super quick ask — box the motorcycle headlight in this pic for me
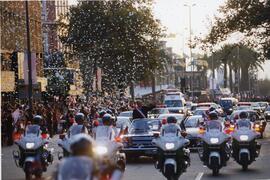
[165,143,175,150]
[239,135,249,141]
[26,142,35,149]
[94,146,108,156]
[210,138,219,144]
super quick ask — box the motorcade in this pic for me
[231,120,261,170]
[13,125,53,179]
[122,118,162,160]
[148,108,170,118]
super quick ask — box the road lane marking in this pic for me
[195,172,204,180]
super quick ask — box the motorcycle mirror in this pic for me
[181,131,188,137]
[59,134,65,140]
[153,132,160,138]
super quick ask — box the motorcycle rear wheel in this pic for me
[212,168,219,176]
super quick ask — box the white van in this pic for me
[163,92,186,108]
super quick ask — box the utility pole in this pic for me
[25,1,33,115]
[184,3,196,100]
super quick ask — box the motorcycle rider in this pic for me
[157,116,190,172]
[202,111,230,165]
[55,134,97,180]
[233,111,260,160]
[19,115,53,168]
[94,114,116,140]
[68,113,88,136]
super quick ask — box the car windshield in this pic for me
[116,119,130,129]
[193,110,206,116]
[237,106,251,110]
[220,100,232,107]
[185,117,200,128]
[164,100,182,107]
[119,112,131,117]
[266,107,270,111]
[159,114,185,121]
[259,102,268,107]
[25,125,40,135]
[130,119,160,133]
[150,109,165,114]
[252,103,260,107]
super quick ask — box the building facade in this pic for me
[1,1,45,99]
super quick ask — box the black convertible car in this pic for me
[122,118,161,160]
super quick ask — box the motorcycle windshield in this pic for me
[25,125,40,136]
[237,120,251,129]
[162,124,179,137]
[68,125,83,137]
[58,157,94,180]
[206,121,222,132]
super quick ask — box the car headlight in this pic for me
[229,108,233,111]
[94,146,108,156]
[165,143,175,150]
[239,135,249,141]
[26,142,35,149]
[210,138,219,144]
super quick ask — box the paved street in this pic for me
[2,123,270,180]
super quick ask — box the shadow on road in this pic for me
[127,156,155,164]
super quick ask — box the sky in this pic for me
[68,0,269,79]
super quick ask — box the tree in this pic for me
[59,0,165,94]
[203,0,270,59]
[207,44,263,91]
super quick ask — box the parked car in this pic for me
[148,108,170,118]
[122,118,161,160]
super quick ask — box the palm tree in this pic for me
[207,44,264,91]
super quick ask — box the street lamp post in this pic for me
[25,1,33,115]
[184,3,196,100]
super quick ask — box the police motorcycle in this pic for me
[198,113,231,176]
[231,119,261,170]
[93,114,126,178]
[13,116,53,180]
[152,117,190,180]
[58,113,88,159]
